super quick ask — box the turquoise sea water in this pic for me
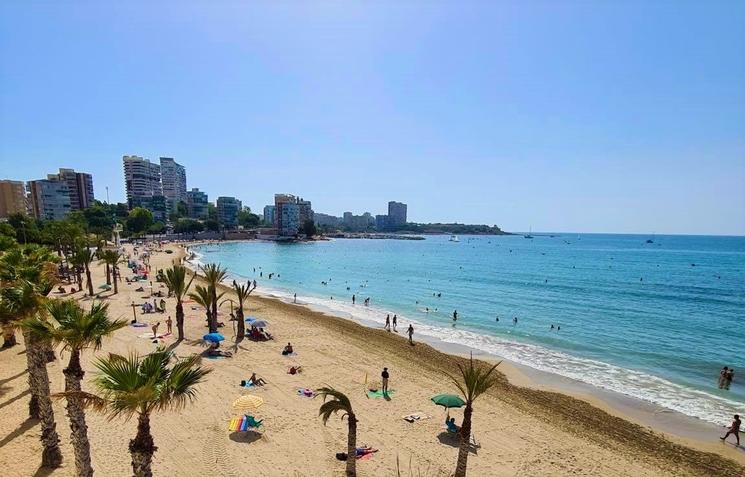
[193,234,744,425]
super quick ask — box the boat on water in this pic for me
[524,226,533,239]
[449,235,460,242]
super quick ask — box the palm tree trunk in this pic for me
[64,349,94,477]
[236,307,245,339]
[2,324,17,348]
[85,264,94,296]
[346,413,357,477]
[76,268,83,288]
[176,300,185,341]
[210,290,218,333]
[130,412,156,477]
[22,328,40,419]
[105,263,111,285]
[454,404,473,477]
[24,329,63,468]
[112,267,119,294]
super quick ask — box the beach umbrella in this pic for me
[249,320,269,328]
[431,394,466,409]
[203,332,225,342]
[232,394,264,412]
[245,316,259,322]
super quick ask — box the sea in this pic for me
[191,234,745,426]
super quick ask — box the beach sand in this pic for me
[1,242,743,476]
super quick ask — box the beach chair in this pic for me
[228,415,263,432]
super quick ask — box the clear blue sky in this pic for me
[1,1,743,235]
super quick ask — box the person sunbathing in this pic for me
[282,343,294,355]
[355,446,379,458]
[288,366,302,375]
[57,286,66,293]
[248,373,267,386]
[259,328,273,340]
[135,286,144,292]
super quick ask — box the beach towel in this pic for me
[366,389,395,399]
[358,453,375,461]
[130,323,148,328]
[402,413,430,423]
[240,381,255,388]
[297,388,315,398]
[205,355,226,360]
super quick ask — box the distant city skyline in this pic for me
[1,2,743,235]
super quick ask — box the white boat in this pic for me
[449,235,460,242]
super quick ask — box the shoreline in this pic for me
[182,245,745,471]
[186,241,741,437]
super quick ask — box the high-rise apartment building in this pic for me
[216,196,242,228]
[159,157,187,211]
[186,188,209,219]
[263,205,276,226]
[0,180,27,218]
[27,178,71,220]
[274,194,313,236]
[55,168,94,210]
[387,201,407,226]
[123,155,162,207]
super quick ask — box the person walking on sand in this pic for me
[152,321,160,339]
[166,316,172,334]
[384,314,390,331]
[719,366,730,389]
[720,414,741,446]
[392,314,397,332]
[381,367,390,395]
[407,324,414,344]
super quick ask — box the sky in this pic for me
[1,1,743,235]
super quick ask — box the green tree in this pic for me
[316,387,357,477]
[99,249,124,294]
[25,300,127,477]
[173,219,204,234]
[204,219,220,232]
[70,350,211,477]
[445,355,501,477]
[237,210,260,228]
[147,221,166,235]
[76,247,96,296]
[125,208,154,234]
[207,203,218,221]
[302,219,317,238]
[188,285,221,331]
[161,266,195,341]
[231,280,256,339]
[83,206,115,235]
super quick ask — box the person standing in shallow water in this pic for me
[724,368,734,390]
[352,294,356,305]
[384,314,390,331]
[719,367,729,389]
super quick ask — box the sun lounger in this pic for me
[229,415,263,432]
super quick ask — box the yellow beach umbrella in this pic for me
[232,395,264,412]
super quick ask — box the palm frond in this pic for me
[315,386,353,425]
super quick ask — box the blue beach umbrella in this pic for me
[245,316,259,322]
[203,333,225,342]
[250,320,269,328]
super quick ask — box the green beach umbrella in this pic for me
[431,394,466,409]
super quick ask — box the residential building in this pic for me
[27,178,71,220]
[0,180,27,218]
[341,211,375,230]
[315,213,341,227]
[54,168,94,210]
[388,201,407,226]
[159,157,187,211]
[263,205,276,225]
[130,195,167,223]
[274,193,313,236]
[186,188,209,219]
[375,214,389,230]
[216,196,242,228]
[123,155,162,206]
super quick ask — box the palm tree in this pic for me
[188,285,223,332]
[161,265,195,341]
[316,386,357,477]
[0,245,63,468]
[100,249,123,294]
[445,355,501,477]
[69,248,84,288]
[200,263,227,333]
[231,280,256,340]
[25,300,127,477]
[77,247,96,296]
[68,349,211,477]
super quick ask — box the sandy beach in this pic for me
[1,242,743,476]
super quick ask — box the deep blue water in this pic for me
[193,234,745,424]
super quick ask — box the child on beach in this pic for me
[720,414,740,446]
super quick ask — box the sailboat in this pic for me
[523,226,533,239]
[449,235,460,242]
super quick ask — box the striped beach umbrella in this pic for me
[232,394,264,412]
